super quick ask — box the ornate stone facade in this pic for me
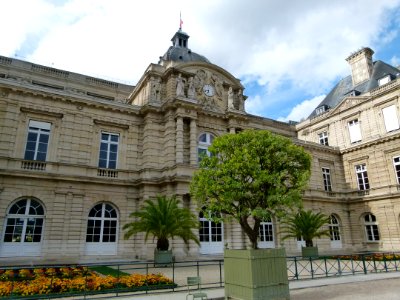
[0,32,399,264]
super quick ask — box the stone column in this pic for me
[190,118,197,165]
[229,127,236,134]
[176,116,184,163]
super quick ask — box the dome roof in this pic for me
[159,29,210,64]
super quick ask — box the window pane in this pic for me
[39,134,49,143]
[36,152,46,161]
[25,141,36,151]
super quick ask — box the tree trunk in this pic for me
[239,216,261,249]
[157,237,169,250]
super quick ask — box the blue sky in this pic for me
[1,0,400,122]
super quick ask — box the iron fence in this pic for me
[2,252,400,299]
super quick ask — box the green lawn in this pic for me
[89,266,130,277]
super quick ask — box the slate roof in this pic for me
[160,46,210,63]
[159,29,211,64]
[308,60,400,119]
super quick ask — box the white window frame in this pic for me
[322,167,332,191]
[364,213,379,242]
[393,156,400,184]
[259,219,275,248]
[98,132,119,169]
[199,211,223,254]
[329,214,342,248]
[24,120,51,161]
[348,119,362,143]
[316,106,325,115]
[1,198,45,257]
[85,203,118,255]
[382,105,399,132]
[318,131,329,146]
[355,164,370,190]
[198,132,214,163]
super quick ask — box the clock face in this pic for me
[203,84,215,97]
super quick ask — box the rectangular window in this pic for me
[318,131,329,146]
[24,120,51,161]
[348,119,362,143]
[394,156,400,184]
[322,168,332,191]
[382,105,399,132]
[355,164,370,190]
[98,132,119,169]
[316,106,325,115]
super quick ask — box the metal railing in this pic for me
[2,252,400,299]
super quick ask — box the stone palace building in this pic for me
[0,29,399,264]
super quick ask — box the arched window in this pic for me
[364,213,379,242]
[198,210,223,254]
[329,214,342,249]
[198,133,215,163]
[329,215,341,241]
[259,218,275,248]
[4,198,44,243]
[86,203,118,243]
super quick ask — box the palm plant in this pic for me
[281,209,330,247]
[123,195,200,251]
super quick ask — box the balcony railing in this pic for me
[21,160,46,171]
[97,168,118,178]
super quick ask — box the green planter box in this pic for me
[301,246,318,258]
[154,249,173,266]
[224,248,289,300]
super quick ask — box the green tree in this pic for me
[190,129,311,249]
[123,195,200,251]
[281,209,330,247]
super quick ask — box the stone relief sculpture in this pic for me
[150,77,161,102]
[176,73,185,97]
[228,86,235,109]
[193,69,206,95]
[238,89,244,111]
[211,73,223,101]
[187,77,196,99]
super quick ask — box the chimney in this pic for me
[346,47,374,86]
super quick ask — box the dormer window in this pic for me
[345,90,360,97]
[315,105,329,115]
[378,75,392,86]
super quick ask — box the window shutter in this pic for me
[348,120,362,143]
[382,105,399,132]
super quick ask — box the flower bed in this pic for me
[330,253,400,261]
[0,267,174,297]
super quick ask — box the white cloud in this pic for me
[245,94,264,116]
[278,95,326,122]
[391,56,400,68]
[1,0,399,117]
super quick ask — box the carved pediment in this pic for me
[177,64,245,113]
[330,96,369,115]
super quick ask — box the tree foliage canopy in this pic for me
[123,195,200,251]
[281,209,331,247]
[190,130,311,249]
